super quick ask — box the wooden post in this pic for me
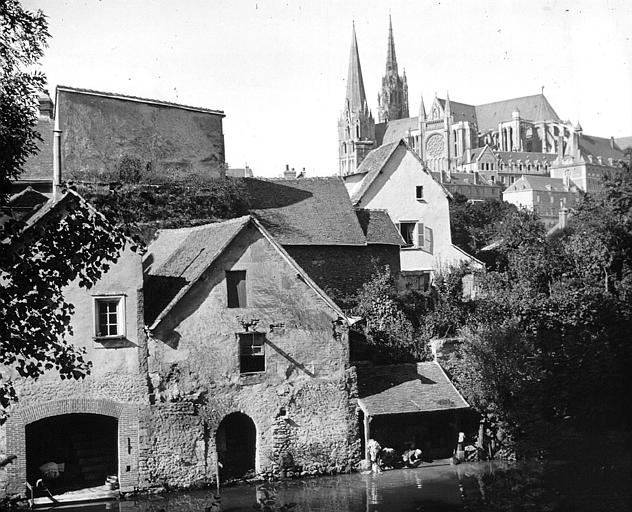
[363,413,371,461]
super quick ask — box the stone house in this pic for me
[1,191,148,498]
[503,175,581,229]
[245,177,403,304]
[143,215,360,485]
[343,140,481,289]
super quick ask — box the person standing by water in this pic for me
[367,439,382,473]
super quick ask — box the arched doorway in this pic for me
[25,414,118,493]
[216,412,256,479]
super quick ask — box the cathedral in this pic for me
[338,18,626,191]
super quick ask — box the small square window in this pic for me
[226,270,247,308]
[94,296,125,339]
[239,333,265,374]
[416,186,424,200]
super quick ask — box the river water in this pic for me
[42,459,631,512]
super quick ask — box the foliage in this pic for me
[76,177,251,243]
[116,154,144,183]
[449,193,516,257]
[433,164,632,457]
[352,267,431,362]
[0,3,132,420]
[0,193,130,421]
[0,0,49,204]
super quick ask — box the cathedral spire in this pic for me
[419,93,426,120]
[345,21,368,113]
[377,16,409,123]
[386,14,398,76]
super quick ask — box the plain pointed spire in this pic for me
[345,22,368,114]
[385,15,398,75]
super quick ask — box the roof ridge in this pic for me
[56,85,225,116]
[154,215,251,236]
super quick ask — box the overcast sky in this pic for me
[23,0,632,177]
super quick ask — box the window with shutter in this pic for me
[398,222,416,247]
[226,270,247,308]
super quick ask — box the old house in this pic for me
[143,216,359,485]
[245,177,403,303]
[1,191,148,500]
[344,140,481,289]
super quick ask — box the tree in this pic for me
[0,0,49,204]
[352,267,431,362]
[0,3,131,420]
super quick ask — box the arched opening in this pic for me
[216,412,256,479]
[26,414,118,494]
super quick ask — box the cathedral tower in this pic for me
[377,16,409,123]
[338,23,375,176]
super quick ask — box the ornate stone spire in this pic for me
[345,21,368,114]
[377,16,409,123]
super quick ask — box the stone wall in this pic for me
[287,244,401,304]
[57,88,225,181]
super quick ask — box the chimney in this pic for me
[38,92,54,119]
[53,129,62,200]
[283,165,296,179]
[610,136,615,149]
[559,208,568,229]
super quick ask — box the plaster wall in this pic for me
[147,225,359,485]
[355,145,475,272]
[0,246,148,496]
[57,89,225,181]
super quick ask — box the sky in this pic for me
[23,0,632,178]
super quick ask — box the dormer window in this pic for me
[94,296,125,339]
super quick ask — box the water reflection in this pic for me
[47,460,631,512]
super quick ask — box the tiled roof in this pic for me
[346,141,401,204]
[143,215,345,328]
[615,136,632,150]
[495,151,558,164]
[444,172,500,187]
[357,362,469,416]
[578,134,626,161]
[437,99,477,124]
[246,177,366,246]
[19,117,55,181]
[56,85,225,116]
[475,94,560,131]
[7,187,49,217]
[379,116,418,145]
[144,216,251,325]
[504,175,570,193]
[355,209,403,246]
[348,141,450,205]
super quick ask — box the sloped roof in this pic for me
[475,94,560,131]
[345,142,400,204]
[57,85,224,116]
[143,216,344,328]
[346,141,450,205]
[437,99,477,124]
[357,362,469,416]
[379,116,418,145]
[19,116,55,181]
[615,136,632,150]
[246,177,366,246]
[355,209,404,246]
[144,217,251,325]
[578,134,626,161]
[504,175,569,193]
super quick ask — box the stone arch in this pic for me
[5,398,139,494]
[215,411,257,479]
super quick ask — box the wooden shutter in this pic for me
[425,227,434,254]
[227,271,247,308]
[417,223,425,248]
